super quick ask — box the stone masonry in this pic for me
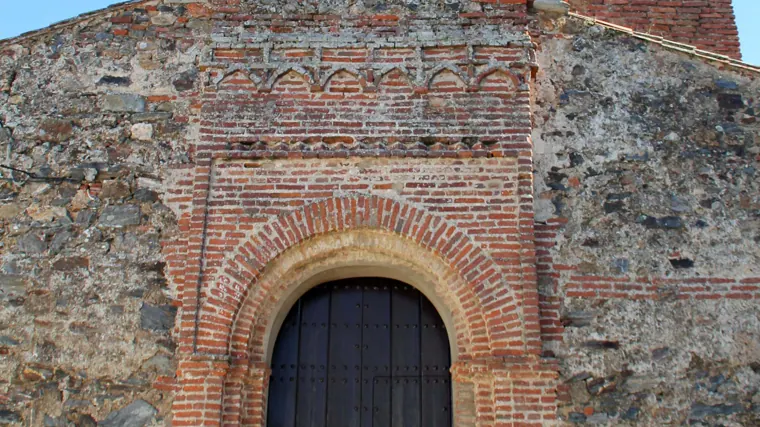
[0,0,757,426]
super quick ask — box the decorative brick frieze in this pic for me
[196,32,536,146]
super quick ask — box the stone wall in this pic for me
[0,2,201,425]
[534,16,760,425]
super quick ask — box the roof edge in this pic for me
[566,12,759,75]
[0,0,153,48]
[2,1,756,75]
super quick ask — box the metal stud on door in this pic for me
[266,278,452,427]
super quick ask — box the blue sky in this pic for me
[0,0,758,64]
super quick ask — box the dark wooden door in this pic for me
[267,278,452,427]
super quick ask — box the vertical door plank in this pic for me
[420,297,452,427]
[326,280,363,427]
[295,286,330,427]
[267,302,301,427]
[391,282,422,427]
[362,279,392,427]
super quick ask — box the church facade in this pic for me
[0,0,758,426]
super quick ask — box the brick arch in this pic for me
[375,66,413,84]
[236,235,459,354]
[215,70,257,89]
[196,195,528,426]
[193,194,525,358]
[265,65,314,90]
[426,64,468,90]
[221,230,493,426]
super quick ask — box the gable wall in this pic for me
[0,0,757,426]
[534,15,760,425]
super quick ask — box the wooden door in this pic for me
[266,278,452,427]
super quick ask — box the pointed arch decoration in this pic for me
[473,65,521,89]
[319,66,368,89]
[374,65,414,87]
[265,65,315,90]
[213,65,264,88]
[425,63,469,89]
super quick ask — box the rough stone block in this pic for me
[689,403,743,420]
[37,118,73,142]
[101,180,132,200]
[0,274,26,299]
[101,94,146,113]
[133,188,158,202]
[0,411,21,424]
[99,205,141,227]
[52,256,90,271]
[0,204,23,219]
[0,335,21,346]
[99,400,157,427]
[130,123,154,141]
[140,303,177,333]
[16,233,46,254]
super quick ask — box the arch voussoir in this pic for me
[200,195,525,357]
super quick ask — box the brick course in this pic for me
[566,0,741,58]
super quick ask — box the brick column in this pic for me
[220,358,270,427]
[452,356,559,426]
[173,356,230,426]
[239,364,270,427]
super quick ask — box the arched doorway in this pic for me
[266,277,452,427]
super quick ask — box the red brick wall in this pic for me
[200,158,525,354]
[200,46,531,144]
[567,0,741,58]
[162,3,558,426]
